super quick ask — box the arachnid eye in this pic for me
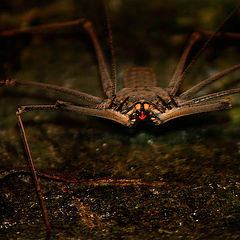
[144,103,149,110]
[135,103,141,110]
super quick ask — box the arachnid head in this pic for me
[125,101,162,126]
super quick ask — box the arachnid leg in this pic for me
[179,65,240,100]
[83,21,114,97]
[16,105,60,236]
[0,78,103,104]
[15,100,130,234]
[56,101,130,126]
[168,4,240,97]
[179,88,240,106]
[0,19,87,37]
[168,30,240,97]
[0,17,115,99]
[168,31,201,92]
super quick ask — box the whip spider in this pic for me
[0,0,240,236]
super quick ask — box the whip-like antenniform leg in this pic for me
[168,4,240,97]
[0,17,114,99]
[168,32,201,93]
[0,79,103,104]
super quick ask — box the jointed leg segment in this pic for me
[0,78,103,104]
[180,64,240,100]
[179,88,240,106]
[15,99,130,233]
[0,17,115,99]
[169,28,240,97]
[168,32,201,94]
[16,108,53,235]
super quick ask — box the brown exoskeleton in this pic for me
[1,0,240,236]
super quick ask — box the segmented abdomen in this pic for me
[123,67,157,88]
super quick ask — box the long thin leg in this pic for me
[14,100,129,233]
[168,4,240,97]
[18,101,130,126]
[16,108,54,236]
[168,32,200,92]
[0,78,103,104]
[168,31,240,97]
[0,18,114,98]
[0,19,87,37]
[103,0,117,95]
[169,29,240,94]
[179,88,240,106]
[83,21,114,98]
[16,103,66,236]
[179,63,240,100]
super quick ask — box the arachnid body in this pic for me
[0,0,240,237]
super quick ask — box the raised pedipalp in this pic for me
[123,67,157,88]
